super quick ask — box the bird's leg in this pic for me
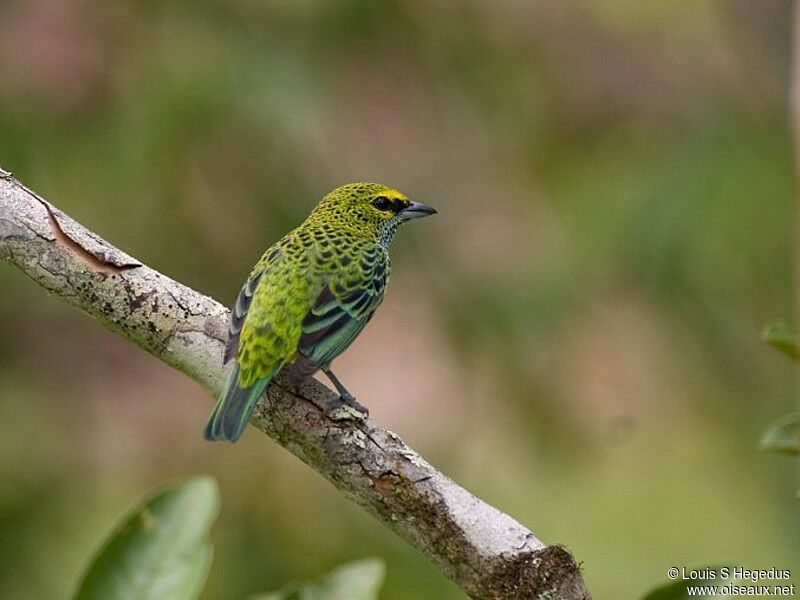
[322,368,369,417]
[323,367,354,400]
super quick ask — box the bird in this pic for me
[204,182,437,442]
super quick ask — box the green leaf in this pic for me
[760,413,800,456]
[761,321,798,361]
[642,566,735,599]
[254,559,385,600]
[73,476,220,600]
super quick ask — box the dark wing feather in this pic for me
[224,270,263,364]
[297,250,388,369]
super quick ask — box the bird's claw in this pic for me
[324,393,369,421]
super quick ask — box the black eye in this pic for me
[373,196,394,211]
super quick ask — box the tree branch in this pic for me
[0,171,590,600]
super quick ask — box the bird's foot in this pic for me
[323,393,369,422]
[340,392,369,416]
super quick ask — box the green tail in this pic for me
[204,366,273,442]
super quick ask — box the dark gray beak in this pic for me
[400,201,437,220]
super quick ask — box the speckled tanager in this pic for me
[204,182,436,442]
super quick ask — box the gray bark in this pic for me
[0,170,590,600]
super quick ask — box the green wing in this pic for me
[205,239,309,442]
[298,244,389,369]
[206,235,389,442]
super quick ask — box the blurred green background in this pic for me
[0,1,797,598]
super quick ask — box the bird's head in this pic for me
[308,182,436,245]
